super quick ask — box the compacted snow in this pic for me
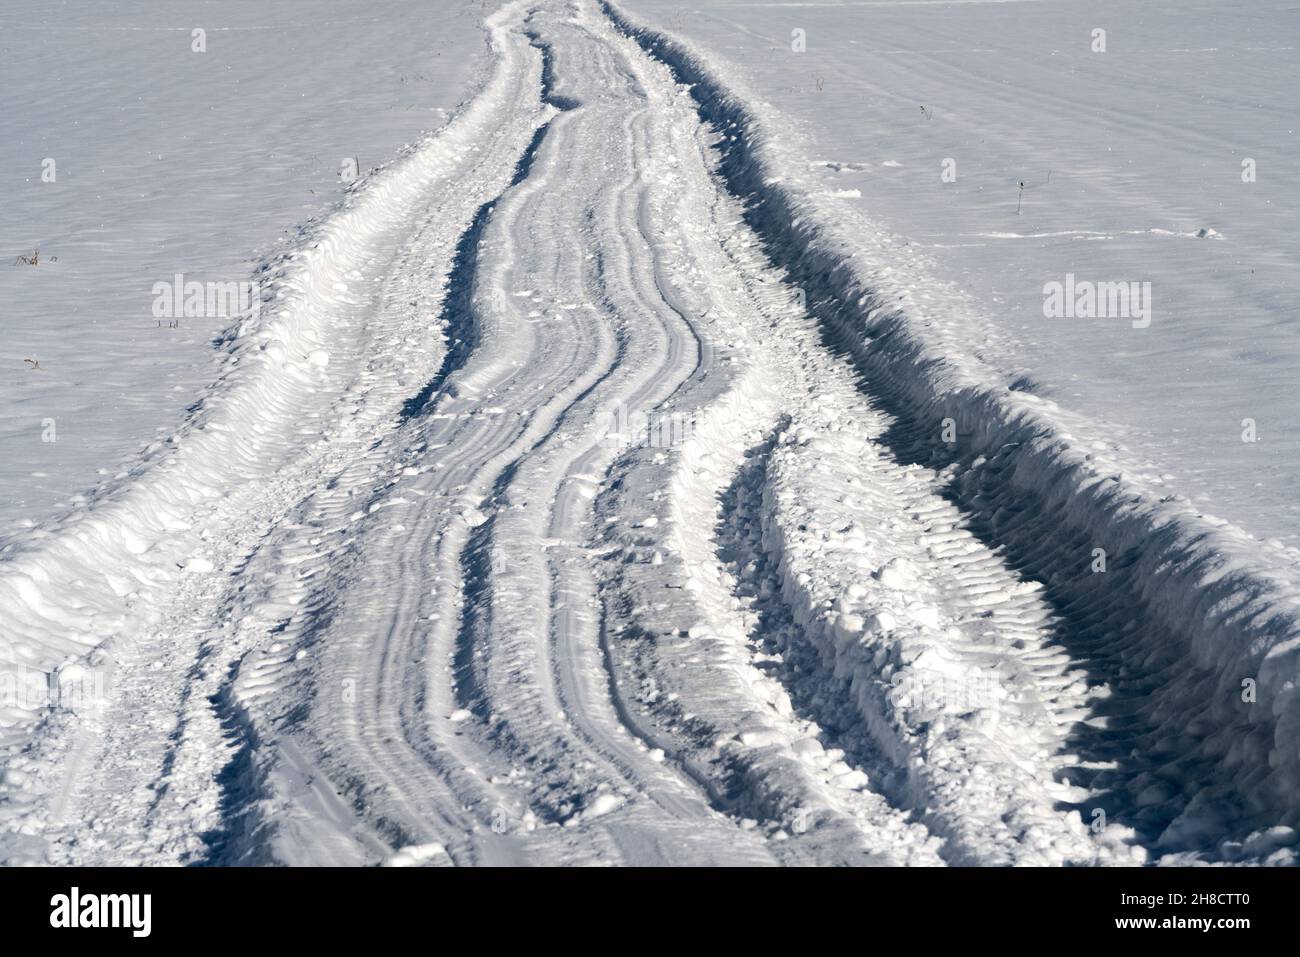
[1,0,1298,867]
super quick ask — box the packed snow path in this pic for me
[2,0,1297,866]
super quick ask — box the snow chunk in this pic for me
[583,793,625,820]
[384,843,447,867]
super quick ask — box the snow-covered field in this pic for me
[0,0,496,534]
[1,0,1298,867]
[620,0,1300,549]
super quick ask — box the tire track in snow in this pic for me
[455,9,780,861]
[602,0,1300,864]
[9,0,1295,868]
[0,0,549,866]
[593,0,1108,865]
[587,12,945,864]
[211,4,776,866]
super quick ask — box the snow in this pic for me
[0,0,498,535]
[1,0,1298,869]
[383,842,448,867]
[616,0,1300,549]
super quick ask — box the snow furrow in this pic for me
[420,4,778,862]
[589,14,945,864]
